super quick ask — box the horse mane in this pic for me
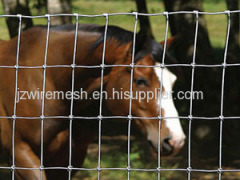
[46,24,133,48]
[80,24,164,63]
[35,24,165,63]
[87,25,134,50]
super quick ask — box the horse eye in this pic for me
[134,77,149,86]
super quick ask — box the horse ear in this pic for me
[160,36,184,81]
[160,36,178,50]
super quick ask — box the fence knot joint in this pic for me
[45,14,50,22]
[39,166,44,171]
[188,115,193,120]
[218,168,223,174]
[132,12,138,19]
[127,115,132,120]
[127,166,131,172]
[193,10,199,19]
[163,11,169,19]
[191,63,196,68]
[103,13,109,19]
[222,63,227,68]
[97,166,101,172]
[100,64,105,69]
[17,14,22,20]
[11,165,15,171]
[67,165,73,171]
[225,10,230,16]
[14,65,19,70]
[187,167,192,173]
[160,63,165,69]
[219,115,224,121]
[98,115,102,120]
[130,63,135,69]
[73,13,79,21]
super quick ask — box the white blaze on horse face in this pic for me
[154,63,186,145]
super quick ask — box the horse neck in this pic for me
[48,30,132,66]
[46,31,133,98]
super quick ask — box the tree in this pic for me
[225,0,240,60]
[33,0,47,14]
[163,0,215,64]
[162,0,221,156]
[2,0,33,38]
[47,0,72,25]
[135,0,153,38]
[1,0,73,38]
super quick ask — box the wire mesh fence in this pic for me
[0,10,240,180]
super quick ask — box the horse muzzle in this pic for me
[161,136,185,156]
[147,136,185,156]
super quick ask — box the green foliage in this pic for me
[74,141,180,179]
[0,0,228,50]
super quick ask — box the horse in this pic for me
[0,23,185,179]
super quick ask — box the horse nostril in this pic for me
[163,136,172,145]
[162,137,173,154]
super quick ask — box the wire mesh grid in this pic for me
[0,10,240,180]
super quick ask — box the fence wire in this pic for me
[0,10,239,180]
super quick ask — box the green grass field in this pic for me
[0,0,235,179]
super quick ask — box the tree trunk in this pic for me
[33,0,47,14]
[135,0,153,38]
[163,0,217,147]
[2,0,33,38]
[163,0,215,64]
[225,0,240,61]
[47,0,72,25]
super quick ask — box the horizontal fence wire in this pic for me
[0,10,238,180]
[0,10,239,18]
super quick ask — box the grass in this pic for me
[72,137,182,180]
[0,0,235,179]
[203,1,228,49]
[0,0,229,49]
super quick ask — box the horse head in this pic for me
[93,30,186,156]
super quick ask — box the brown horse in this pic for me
[0,23,185,179]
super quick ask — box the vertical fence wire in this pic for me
[127,12,138,180]
[218,10,231,180]
[97,13,109,180]
[40,14,51,180]
[11,14,22,180]
[187,10,199,180]
[68,13,79,180]
[157,11,169,180]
